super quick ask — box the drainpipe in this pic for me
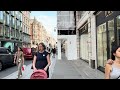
[74,11,76,34]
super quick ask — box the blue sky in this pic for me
[30,11,57,41]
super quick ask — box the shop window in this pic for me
[97,23,107,68]
[108,19,114,58]
[117,15,120,45]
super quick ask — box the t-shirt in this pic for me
[35,51,49,77]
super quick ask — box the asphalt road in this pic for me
[0,60,32,79]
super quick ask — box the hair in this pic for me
[39,42,46,50]
[18,47,23,52]
[111,45,120,60]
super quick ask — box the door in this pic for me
[97,23,107,68]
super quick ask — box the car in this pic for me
[22,48,33,60]
[0,47,15,71]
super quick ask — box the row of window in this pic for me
[0,11,23,30]
[23,24,30,34]
[0,24,22,40]
[0,11,30,33]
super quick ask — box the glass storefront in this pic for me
[117,15,120,45]
[108,19,114,58]
[97,23,107,68]
[96,11,120,71]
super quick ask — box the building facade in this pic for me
[22,11,31,48]
[57,11,77,60]
[94,11,120,71]
[76,11,120,72]
[76,11,97,68]
[30,18,42,48]
[30,17,51,48]
[0,11,23,52]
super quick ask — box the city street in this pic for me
[1,53,104,79]
[0,60,32,79]
[2,54,56,79]
[51,53,104,79]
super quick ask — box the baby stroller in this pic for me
[30,69,47,79]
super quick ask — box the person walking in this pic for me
[105,45,120,79]
[32,42,51,78]
[52,48,56,58]
[14,47,24,79]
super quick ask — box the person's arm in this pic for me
[32,55,37,71]
[105,64,112,79]
[22,52,24,65]
[44,54,51,71]
[14,52,17,63]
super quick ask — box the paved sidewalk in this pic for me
[51,58,104,79]
[2,55,57,79]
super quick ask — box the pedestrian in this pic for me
[52,48,56,58]
[32,42,51,78]
[105,45,120,79]
[31,46,38,69]
[14,47,24,79]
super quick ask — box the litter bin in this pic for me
[91,59,95,69]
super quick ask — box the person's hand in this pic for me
[14,61,16,64]
[44,67,47,71]
[33,68,37,72]
[107,59,114,65]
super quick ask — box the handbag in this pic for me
[22,65,26,71]
[18,58,21,63]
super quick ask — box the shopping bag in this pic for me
[22,65,26,71]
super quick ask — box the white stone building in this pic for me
[57,11,77,60]
[76,11,97,68]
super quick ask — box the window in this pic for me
[24,17,25,23]
[14,28,16,38]
[117,15,120,45]
[20,12,22,21]
[26,27,27,33]
[97,23,107,68]
[9,15,11,27]
[108,19,114,58]
[11,28,14,37]
[0,11,3,21]
[16,19,17,29]
[0,24,3,36]
[13,17,15,27]
[7,14,9,25]
[5,26,10,37]
[17,20,19,29]
[11,17,13,27]
[24,25,26,32]
[105,11,113,17]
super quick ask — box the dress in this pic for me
[35,51,49,78]
[110,64,120,79]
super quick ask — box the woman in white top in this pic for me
[105,45,120,79]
